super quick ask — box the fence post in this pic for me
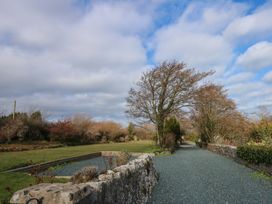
[13,100,16,119]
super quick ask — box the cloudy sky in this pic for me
[0,0,271,123]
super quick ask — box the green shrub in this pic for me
[127,122,135,140]
[164,117,184,143]
[163,133,176,152]
[185,132,198,142]
[250,121,272,144]
[237,145,272,165]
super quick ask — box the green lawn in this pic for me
[0,140,160,203]
[0,140,159,171]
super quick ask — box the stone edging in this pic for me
[3,152,102,173]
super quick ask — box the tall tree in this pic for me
[126,61,210,147]
[192,84,237,143]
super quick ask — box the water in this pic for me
[41,156,110,176]
[41,156,135,176]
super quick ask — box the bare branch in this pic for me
[126,60,211,146]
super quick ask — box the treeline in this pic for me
[126,61,272,149]
[189,84,272,147]
[0,113,154,145]
[191,84,252,146]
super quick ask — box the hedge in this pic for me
[237,145,272,165]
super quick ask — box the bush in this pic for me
[184,132,198,142]
[71,115,95,144]
[250,120,272,144]
[134,125,155,140]
[0,112,137,145]
[0,111,49,143]
[89,121,126,143]
[49,120,82,145]
[26,111,49,141]
[163,133,176,152]
[164,117,183,143]
[0,118,26,143]
[237,145,272,165]
[127,122,135,140]
[0,131,6,143]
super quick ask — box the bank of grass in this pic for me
[0,140,160,202]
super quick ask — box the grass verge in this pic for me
[251,171,272,180]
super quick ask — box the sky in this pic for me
[0,0,271,123]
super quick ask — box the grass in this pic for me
[0,140,160,202]
[0,140,159,171]
[251,171,272,180]
[0,172,68,203]
[156,151,172,157]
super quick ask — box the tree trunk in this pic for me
[157,118,165,148]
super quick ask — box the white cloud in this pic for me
[227,81,265,96]
[152,1,246,75]
[224,72,254,84]
[154,30,232,74]
[227,81,272,114]
[263,71,272,82]
[179,1,247,34]
[0,0,77,49]
[224,2,272,42]
[236,41,272,70]
[0,0,154,122]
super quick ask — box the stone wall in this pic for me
[101,151,155,157]
[10,154,158,204]
[207,143,272,176]
[207,143,237,158]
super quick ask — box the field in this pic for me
[0,140,159,203]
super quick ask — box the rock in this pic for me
[71,166,98,184]
[115,151,131,166]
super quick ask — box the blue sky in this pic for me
[0,0,271,123]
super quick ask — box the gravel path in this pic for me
[148,147,272,204]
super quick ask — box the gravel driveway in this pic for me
[148,147,272,204]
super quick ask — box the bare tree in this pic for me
[192,84,247,144]
[257,105,272,121]
[126,61,211,147]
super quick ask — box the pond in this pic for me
[41,156,135,177]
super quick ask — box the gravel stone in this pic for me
[148,148,272,204]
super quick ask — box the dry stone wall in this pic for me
[10,154,158,204]
[207,143,237,158]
